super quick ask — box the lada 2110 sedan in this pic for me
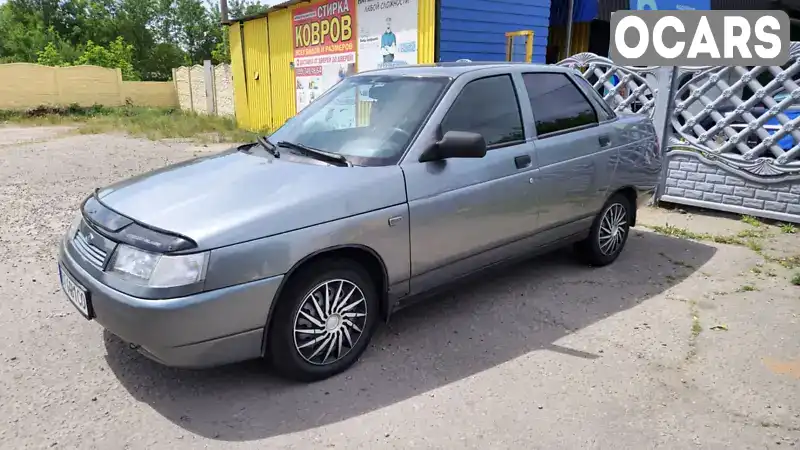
[58,63,662,382]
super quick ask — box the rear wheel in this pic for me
[575,193,632,266]
[267,258,378,382]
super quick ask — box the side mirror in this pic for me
[419,131,487,162]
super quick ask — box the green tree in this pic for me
[36,42,66,66]
[141,43,189,80]
[0,0,269,80]
[75,37,140,80]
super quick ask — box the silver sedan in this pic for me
[57,63,662,381]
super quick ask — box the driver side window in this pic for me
[440,74,524,149]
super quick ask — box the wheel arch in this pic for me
[261,244,390,356]
[609,186,638,226]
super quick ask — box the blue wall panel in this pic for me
[438,0,551,63]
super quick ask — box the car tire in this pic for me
[575,193,633,267]
[267,258,379,382]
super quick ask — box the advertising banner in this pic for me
[293,0,357,111]
[356,0,418,72]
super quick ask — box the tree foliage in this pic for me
[0,0,269,80]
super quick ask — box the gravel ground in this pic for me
[1,127,799,449]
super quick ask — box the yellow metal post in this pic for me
[504,30,535,63]
[242,17,272,131]
[267,7,296,129]
[229,23,250,129]
[417,0,436,64]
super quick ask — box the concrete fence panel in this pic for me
[0,63,59,109]
[173,62,234,117]
[121,81,178,108]
[56,65,122,106]
[174,66,193,111]
[0,63,178,109]
[189,65,207,114]
[214,64,234,116]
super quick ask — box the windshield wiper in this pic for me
[276,141,351,167]
[256,136,280,158]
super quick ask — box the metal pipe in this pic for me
[565,0,575,59]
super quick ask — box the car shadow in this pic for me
[103,229,716,441]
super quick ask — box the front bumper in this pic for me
[58,238,284,368]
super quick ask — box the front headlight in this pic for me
[109,244,208,288]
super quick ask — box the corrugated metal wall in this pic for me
[549,22,590,61]
[267,7,296,129]
[437,0,551,63]
[229,24,250,129]
[233,0,438,131]
[243,17,272,131]
[418,0,436,64]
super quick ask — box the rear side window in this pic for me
[573,75,617,120]
[441,75,524,148]
[522,73,598,137]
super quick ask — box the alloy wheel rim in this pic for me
[598,203,628,256]
[293,279,368,366]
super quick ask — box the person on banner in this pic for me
[380,17,397,64]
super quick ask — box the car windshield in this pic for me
[268,75,450,166]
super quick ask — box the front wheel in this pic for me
[575,193,632,266]
[267,258,378,382]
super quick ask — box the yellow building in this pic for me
[226,0,435,131]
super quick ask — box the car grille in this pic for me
[73,229,108,268]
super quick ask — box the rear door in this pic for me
[401,72,539,294]
[521,72,618,232]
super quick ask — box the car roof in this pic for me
[352,62,575,79]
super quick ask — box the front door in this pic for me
[402,74,538,295]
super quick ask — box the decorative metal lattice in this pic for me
[668,42,800,177]
[556,45,800,179]
[556,52,657,117]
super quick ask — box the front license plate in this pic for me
[59,265,91,319]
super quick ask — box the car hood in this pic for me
[97,149,408,250]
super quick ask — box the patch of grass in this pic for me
[751,266,762,274]
[0,104,262,143]
[648,224,713,241]
[687,300,701,362]
[741,215,762,227]
[791,273,800,286]
[745,239,763,253]
[646,223,749,246]
[768,255,800,270]
[737,284,757,292]
[644,223,776,259]
[781,223,798,234]
[691,315,702,337]
[737,228,768,240]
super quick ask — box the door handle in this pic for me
[599,135,611,148]
[514,155,532,169]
